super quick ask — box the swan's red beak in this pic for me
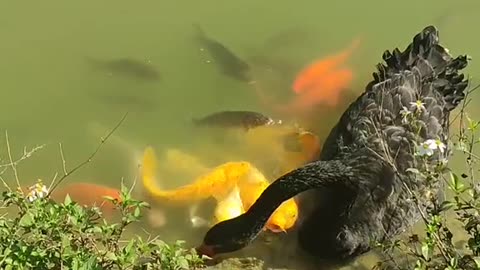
[195,243,215,258]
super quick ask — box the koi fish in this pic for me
[50,182,122,217]
[238,166,298,232]
[239,124,318,175]
[280,129,321,175]
[141,147,250,205]
[141,147,298,232]
[292,38,360,95]
[85,57,161,81]
[250,38,359,115]
[192,110,281,131]
[193,24,251,82]
[213,186,245,224]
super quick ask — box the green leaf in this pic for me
[176,257,189,269]
[134,207,141,218]
[439,201,455,212]
[105,251,118,261]
[19,211,34,227]
[421,243,431,261]
[449,172,465,192]
[64,194,72,205]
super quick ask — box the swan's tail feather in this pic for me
[371,25,470,112]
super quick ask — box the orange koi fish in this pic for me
[292,38,360,95]
[251,38,359,115]
[50,182,122,217]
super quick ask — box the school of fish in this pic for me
[18,24,361,251]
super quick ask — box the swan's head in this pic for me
[196,213,261,257]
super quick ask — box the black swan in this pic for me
[196,25,470,262]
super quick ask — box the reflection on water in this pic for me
[1,0,480,269]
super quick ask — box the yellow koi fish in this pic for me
[142,147,251,204]
[238,165,298,232]
[213,186,245,224]
[141,147,298,232]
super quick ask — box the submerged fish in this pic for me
[238,165,298,233]
[142,147,248,205]
[193,110,280,131]
[50,182,122,217]
[86,57,161,81]
[141,147,298,231]
[280,129,321,175]
[252,38,359,115]
[292,38,360,95]
[213,186,245,224]
[193,24,251,82]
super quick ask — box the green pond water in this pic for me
[1,0,480,269]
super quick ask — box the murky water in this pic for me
[1,0,480,269]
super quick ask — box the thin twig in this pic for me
[0,175,12,193]
[47,112,129,196]
[0,144,45,168]
[5,131,22,191]
[58,143,68,176]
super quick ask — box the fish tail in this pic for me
[141,146,164,197]
[141,146,209,204]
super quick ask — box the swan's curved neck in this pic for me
[245,160,352,228]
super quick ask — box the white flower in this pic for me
[417,139,446,157]
[410,100,426,113]
[418,141,435,156]
[26,180,49,203]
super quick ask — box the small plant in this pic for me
[0,181,204,270]
[374,87,480,269]
[0,114,205,269]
